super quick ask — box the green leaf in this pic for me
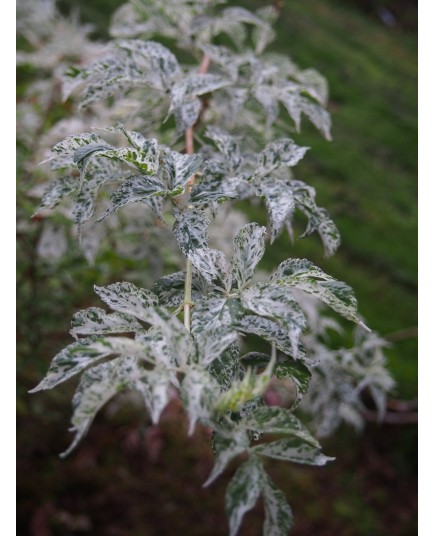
[94,282,158,321]
[173,208,210,256]
[262,474,294,536]
[204,430,249,487]
[60,356,136,457]
[225,455,264,536]
[70,307,143,338]
[29,336,144,392]
[271,259,364,326]
[275,359,312,409]
[253,437,334,466]
[231,223,267,290]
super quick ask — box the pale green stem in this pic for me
[184,259,193,331]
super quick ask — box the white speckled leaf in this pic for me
[236,315,305,361]
[70,307,143,338]
[35,176,79,214]
[225,455,264,536]
[173,208,210,256]
[292,180,341,257]
[275,359,312,409]
[254,139,309,178]
[231,224,267,290]
[163,148,203,190]
[135,365,173,424]
[29,336,145,392]
[245,407,320,448]
[181,365,220,435]
[188,248,231,291]
[271,259,362,325]
[195,326,237,366]
[205,126,242,171]
[209,343,240,392]
[300,97,332,141]
[204,430,249,487]
[41,133,105,169]
[255,176,294,242]
[241,283,306,357]
[94,282,158,321]
[261,474,294,536]
[253,437,334,466]
[60,355,137,457]
[118,39,181,90]
[98,175,175,221]
[192,297,244,335]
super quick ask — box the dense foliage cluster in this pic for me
[21,0,394,533]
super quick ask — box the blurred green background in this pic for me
[17,0,417,534]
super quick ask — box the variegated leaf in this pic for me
[204,429,249,487]
[255,176,294,242]
[295,68,329,106]
[205,126,242,171]
[292,180,340,257]
[60,356,137,457]
[275,359,312,409]
[140,306,197,368]
[253,437,334,466]
[181,365,220,435]
[271,259,364,326]
[41,132,105,169]
[35,176,79,214]
[209,343,240,392]
[244,406,320,448]
[240,283,306,357]
[194,326,237,366]
[254,139,309,178]
[300,97,332,141]
[29,336,145,392]
[135,364,173,424]
[261,474,294,536]
[98,175,175,221]
[188,248,231,291]
[151,271,186,308]
[192,297,244,334]
[231,224,267,290]
[236,315,311,363]
[94,282,158,321]
[118,39,181,90]
[172,208,209,256]
[163,148,202,191]
[225,455,264,536]
[70,307,143,338]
